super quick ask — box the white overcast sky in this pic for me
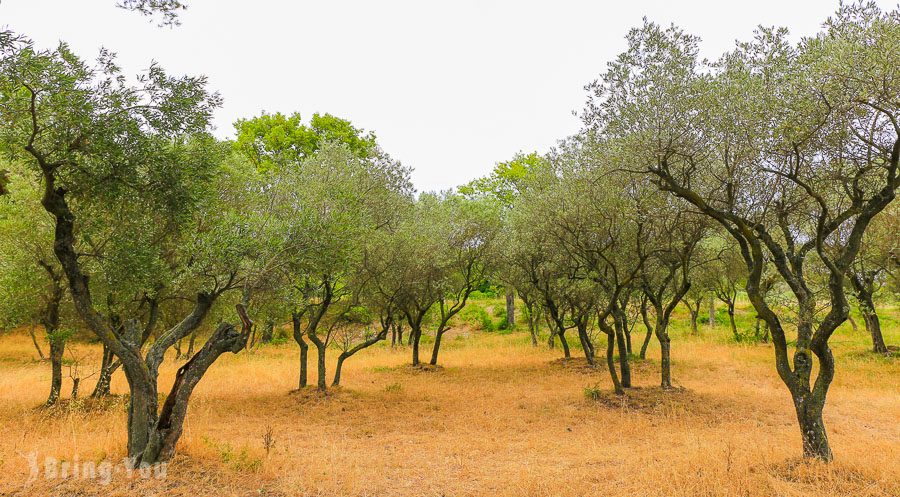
[1,0,895,191]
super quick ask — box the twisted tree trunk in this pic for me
[138,314,252,465]
[31,95,250,467]
[639,298,653,360]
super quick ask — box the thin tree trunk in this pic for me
[708,298,716,328]
[558,328,571,358]
[92,345,119,398]
[685,300,701,336]
[657,320,672,389]
[29,324,46,360]
[605,331,624,395]
[505,288,515,329]
[411,325,421,366]
[727,303,739,342]
[576,322,595,366]
[333,326,388,386]
[311,341,327,391]
[332,355,347,386]
[859,295,888,354]
[40,269,64,405]
[639,300,653,360]
[430,328,447,366]
[529,320,539,347]
[546,313,557,349]
[846,315,858,332]
[45,338,64,406]
[849,275,889,354]
[292,312,308,389]
[615,322,631,388]
[186,330,197,358]
[524,301,538,346]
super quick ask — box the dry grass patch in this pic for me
[0,317,897,497]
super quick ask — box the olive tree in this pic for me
[461,152,548,331]
[845,203,897,353]
[233,111,408,390]
[587,5,899,460]
[429,194,501,366]
[637,196,706,389]
[0,35,255,466]
[271,142,410,389]
[505,168,577,358]
[0,163,72,406]
[710,240,747,342]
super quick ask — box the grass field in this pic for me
[0,299,897,497]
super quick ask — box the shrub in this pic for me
[460,306,495,331]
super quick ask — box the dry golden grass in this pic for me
[0,305,898,497]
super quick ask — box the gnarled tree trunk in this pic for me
[138,314,252,465]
